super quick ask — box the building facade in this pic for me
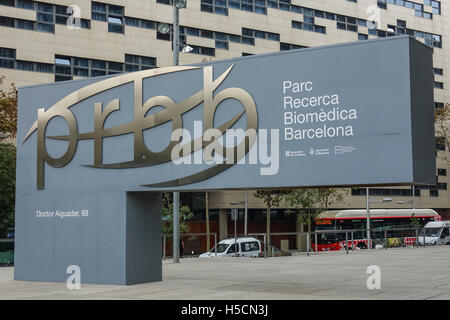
[1,0,449,244]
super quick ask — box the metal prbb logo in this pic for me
[23,65,258,189]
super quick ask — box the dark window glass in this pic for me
[215,6,227,15]
[267,32,279,41]
[16,60,33,71]
[358,33,368,40]
[55,65,71,75]
[74,68,88,76]
[0,59,14,68]
[56,16,68,25]
[280,43,290,51]
[241,37,254,45]
[92,60,106,69]
[201,47,215,56]
[16,19,34,30]
[201,4,213,12]
[242,28,253,36]
[55,75,72,82]
[125,17,139,26]
[73,58,88,67]
[0,0,14,6]
[254,30,265,39]
[125,64,139,72]
[109,5,123,15]
[0,16,14,27]
[92,2,106,12]
[438,169,446,176]
[141,57,155,66]
[215,40,228,50]
[17,0,34,9]
[37,23,54,33]
[125,54,139,64]
[38,3,53,12]
[37,13,53,23]
[36,63,53,73]
[229,34,241,43]
[109,61,123,71]
[92,12,106,21]
[201,30,214,38]
[92,70,106,77]
[141,20,155,29]
[108,23,124,33]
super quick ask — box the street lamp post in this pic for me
[244,191,248,236]
[230,201,245,257]
[161,0,187,264]
[366,187,392,249]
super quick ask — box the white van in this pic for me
[419,221,450,245]
[199,237,262,258]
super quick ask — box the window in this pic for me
[351,188,421,197]
[335,15,359,33]
[437,183,447,190]
[17,0,34,9]
[358,33,368,40]
[292,20,326,34]
[429,189,438,197]
[0,47,15,69]
[0,16,14,27]
[92,2,124,33]
[434,82,444,89]
[125,54,156,71]
[434,68,443,76]
[241,242,259,252]
[280,42,307,51]
[16,19,34,30]
[438,169,446,176]
[436,137,445,151]
[227,244,237,253]
[16,60,33,71]
[201,0,228,15]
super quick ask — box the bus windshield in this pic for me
[424,228,442,237]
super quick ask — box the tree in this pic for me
[410,213,420,229]
[0,143,16,237]
[435,103,450,162]
[0,76,18,141]
[285,188,344,234]
[161,193,194,235]
[254,190,287,245]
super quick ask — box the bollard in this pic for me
[163,235,166,260]
[351,232,354,251]
[214,233,217,257]
[315,233,318,253]
[345,232,348,254]
[423,230,426,247]
[415,228,418,248]
[264,234,267,258]
[384,229,387,250]
[307,232,310,257]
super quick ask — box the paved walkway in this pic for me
[1,246,449,299]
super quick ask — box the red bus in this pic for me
[312,209,441,251]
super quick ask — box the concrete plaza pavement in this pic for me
[0,246,449,299]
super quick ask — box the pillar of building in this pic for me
[296,220,307,252]
[219,209,228,240]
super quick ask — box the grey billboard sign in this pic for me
[15,36,435,284]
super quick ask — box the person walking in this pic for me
[179,239,185,258]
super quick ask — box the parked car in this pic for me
[199,237,262,258]
[418,221,450,245]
